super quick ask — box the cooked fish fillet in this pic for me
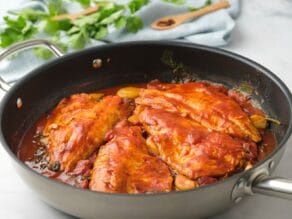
[43,93,130,172]
[135,81,261,142]
[134,106,257,179]
[89,121,173,193]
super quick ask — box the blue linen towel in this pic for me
[107,0,240,46]
[0,0,240,83]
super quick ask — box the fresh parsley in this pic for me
[126,15,143,33]
[33,37,68,60]
[0,16,36,48]
[48,0,67,16]
[128,0,149,14]
[0,0,150,59]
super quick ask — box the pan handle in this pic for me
[0,39,64,92]
[252,175,292,200]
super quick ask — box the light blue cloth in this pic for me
[0,0,240,83]
[107,0,240,46]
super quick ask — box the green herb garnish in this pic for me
[0,0,150,59]
[128,0,150,13]
[126,15,143,33]
[48,0,67,16]
[0,16,37,48]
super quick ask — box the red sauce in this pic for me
[18,83,147,188]
[17,82,277,190]
[258,130,277,161]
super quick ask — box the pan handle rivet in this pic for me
[92,58,102,69]
[268,161,275,169]
[234,196,242,204]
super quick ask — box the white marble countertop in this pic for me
[0,0,292,218]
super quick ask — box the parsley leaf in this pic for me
[126,15,143,33]
[128,0,149,14]
[94,26,108,40]
[69,31,88,49]
[3,16,26,30]
[48,0,67,16]
[43,18,72,35]
[33,47,55,60]
[73,12,101,27]
[0,15,36,48]
[18,9,49,23]
[115,16,127,29]
[99,9,124,25]
[33,38,67,60]
[98,5,125,22]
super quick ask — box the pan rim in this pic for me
[0,40,291,198]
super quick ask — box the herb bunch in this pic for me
[0,0,213,59]
[0,0,149,59]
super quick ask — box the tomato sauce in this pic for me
[17,82,277,190]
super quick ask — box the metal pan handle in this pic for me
[232,170,292,203]
[252,175,292,200]
[0,39,64,92]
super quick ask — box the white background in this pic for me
[0,0,292,218]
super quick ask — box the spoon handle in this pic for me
[151,0,230,30]
[180,0,230,21]
[52,5,99,21]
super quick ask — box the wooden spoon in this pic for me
[52,5,99,22]
[151,0,230,30]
